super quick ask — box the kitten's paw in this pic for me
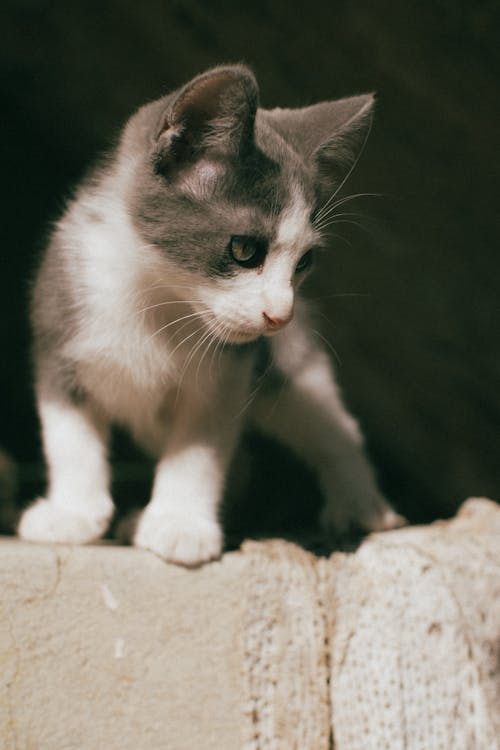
[367,506,407,532]
[18,498,112,544]
[134,508,222,566]
[321,492,406,538]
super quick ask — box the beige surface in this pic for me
[0,541,247,750]
[1,498,499,749]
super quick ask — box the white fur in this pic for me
[18,397,114,543]
[184,159,227,199]
[275,187,317,251]
[62,195,181,396]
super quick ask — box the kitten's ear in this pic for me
[266,94,375,187]
[153,65,258,175]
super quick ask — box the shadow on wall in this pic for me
[1,1,499,531]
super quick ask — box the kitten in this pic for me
[18,65,403,565]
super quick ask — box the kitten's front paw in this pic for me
[18,498,111,544]
[321,492,406,538]
[134,508,222,566]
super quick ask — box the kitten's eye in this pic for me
[228,236,267,268]
[296,249,314,273]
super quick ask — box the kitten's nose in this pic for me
[262,311,292,330]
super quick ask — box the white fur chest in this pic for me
[62,192,193,429]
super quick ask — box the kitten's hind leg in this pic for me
[251,342,405,537]
[18,395,114,544]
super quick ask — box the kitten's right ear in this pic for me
[153,65,258,176]
[265,95,375,191]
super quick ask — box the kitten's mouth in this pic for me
[224,321,291,344]
[223,327,264,344]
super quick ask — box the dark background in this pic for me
[1,0,499,535]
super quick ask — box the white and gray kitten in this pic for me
[18,65,403,565]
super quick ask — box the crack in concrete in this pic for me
[22,546,64,605]
[2,610,21,750]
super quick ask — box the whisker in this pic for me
[209,322,228,381]
[171,340,198,405]
[320,209,370,219]
[128,280,199,304]
[315,217,372,235]
[314,114,373,222]
[147,310,211,341]
[137,299,207,316]
[172,322,213,404]
[140,283,199,293]
[265,368,289,422]
[311,292,370,302]
[313,209,373,230]
[168,316,204,345]
[233,355,273,421]
[168,321,209,361]
[181,323,217,382]
[315,191,384,224]
[195,321,224,387]
[216,324,232,375]
[315,207,377,232]
[319,231,353,248]
[312,328,342,366]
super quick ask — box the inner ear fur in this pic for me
[154,65,259,174]
[264,94,375,186]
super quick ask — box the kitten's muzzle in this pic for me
[262,311,292,332]
[227,311,293,343]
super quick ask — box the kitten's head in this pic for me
[124,65,374,343]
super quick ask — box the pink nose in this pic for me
[262,311,292,330]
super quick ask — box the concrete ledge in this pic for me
[1,540,248,749]
[1,498,500,749]
[0,536,330,749]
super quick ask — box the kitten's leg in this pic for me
[252,342,404,536]
[18,395,114,543]
[134,361,253,566]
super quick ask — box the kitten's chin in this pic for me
[224,324,289,344]
[224,327,264,344]
[222,326,266,344]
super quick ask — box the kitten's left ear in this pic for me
[265,94,375,187]
[153,65,258,175]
